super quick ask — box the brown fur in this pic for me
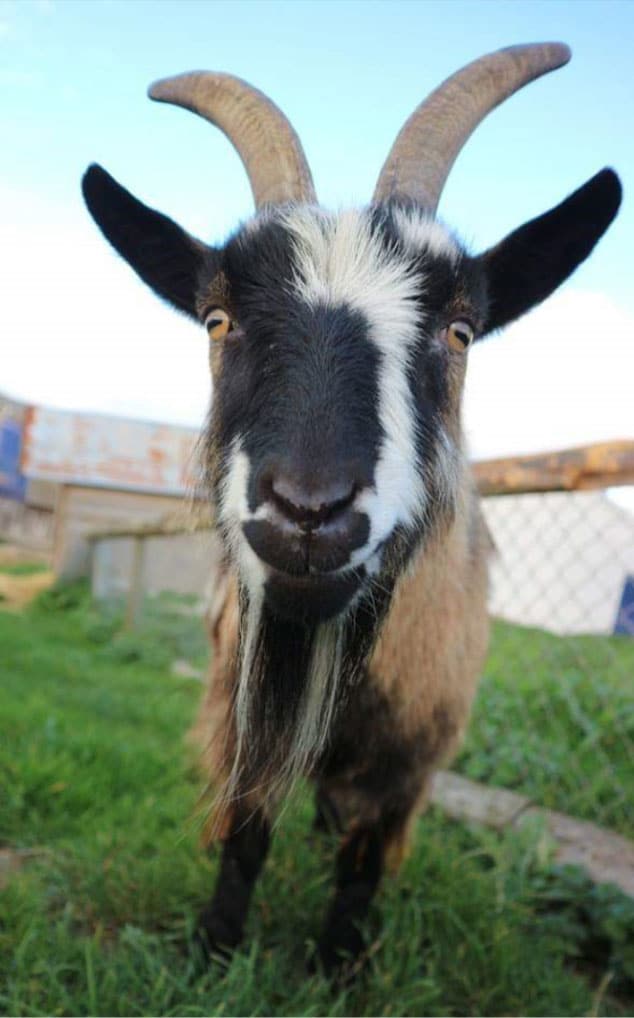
[316,479,489,865]
[371,483,488,749]
[192,561,240,842]
[194,472,489,862]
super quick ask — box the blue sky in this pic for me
[1,0,632,461]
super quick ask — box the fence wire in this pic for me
[456,488,634,839]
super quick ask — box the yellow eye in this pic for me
[445,320,475,352]
[205,308,233,341]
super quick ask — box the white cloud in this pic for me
[464,290,634,460]
[1,186,211,428]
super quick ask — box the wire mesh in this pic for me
[456,488,634,839]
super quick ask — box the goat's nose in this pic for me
[269,475,357,531]
[245,464,370,575]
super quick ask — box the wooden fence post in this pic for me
[125,536,145,630]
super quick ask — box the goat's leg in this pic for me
[315,682,434,975]
[195,809,270,963]
[316,792,424,977]
[316,818,385,975]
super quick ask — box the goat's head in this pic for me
[83,44,621,626]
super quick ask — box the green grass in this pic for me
[0,560,50,576]
[1,584,633,1016]
[458,620,634,837]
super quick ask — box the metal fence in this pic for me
[456,441,634,840]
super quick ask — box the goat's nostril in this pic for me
[270,476,357,530]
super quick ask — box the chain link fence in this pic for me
[455,443,634,840]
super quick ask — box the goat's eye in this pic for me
[205,308,233,341]
[445,320,475,352]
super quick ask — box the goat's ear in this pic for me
[477,169,622,336]
[82,163,211,319]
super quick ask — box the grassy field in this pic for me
[459,619,634,838]
[1,580,633,1016]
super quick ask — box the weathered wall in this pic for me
[54,485,184,579]
[0,496,55,551]
[91,529,222,602]
[22,405,199,494]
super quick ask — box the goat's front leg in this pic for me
[316,820,385,975]
[195,809,270,963]
[315,702,431,977]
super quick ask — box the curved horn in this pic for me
[373,42,571,211]
[148,71,316,208]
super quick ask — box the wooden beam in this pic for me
[473,439,634,496]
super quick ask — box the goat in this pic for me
[82,43,621,974]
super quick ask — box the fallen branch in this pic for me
[431,771,634,898]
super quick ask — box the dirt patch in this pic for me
[0,847,49,889]
[0,543,51,570]
[0,570,55,610]
[0,543,54,609]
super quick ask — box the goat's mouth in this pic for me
[242,514,370,577]
[263,567,365,622]
[240,514,373,621]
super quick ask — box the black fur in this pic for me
[478,169,622,334]
[236,605,319,789]
[316,824,384,976]
[81,165,622,346]
[235,572,395,796]
[196,810,270,962]
[215,298,384,518]
[81,164,215,317]
[262,567,368,622]
[319,669,453,826]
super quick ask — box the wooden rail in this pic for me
[87,502,214,541]
[84,440,634,546]
[473,439,634,496]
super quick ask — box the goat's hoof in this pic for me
[191,907,241,972]
[313,926,367,983]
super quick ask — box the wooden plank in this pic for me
[124,536,146,630]
[473,440,634,496]
[431,771,634,899]
[86,501,214,541]
[84,442,633,537]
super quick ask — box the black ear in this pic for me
[81,164,211,319]
[477,169,622,335]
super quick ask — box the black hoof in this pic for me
[191,905,242,970]
[312,923,367,983]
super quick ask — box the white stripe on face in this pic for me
[218,437,268,592]
[283,206,459,559]
[392,206,460,264]
[219,209,462,584]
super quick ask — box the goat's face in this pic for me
[82,47,621,627]
[205,205,479,621]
